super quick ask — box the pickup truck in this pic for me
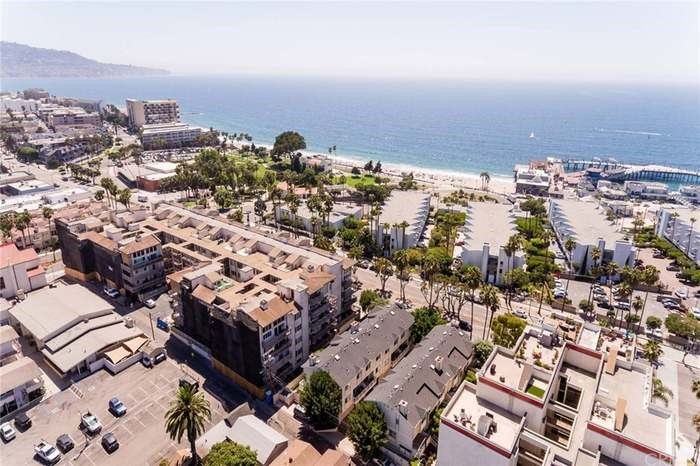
[34,441,61,464]
[81,412,102,435]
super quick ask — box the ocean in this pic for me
[2,76,699,181]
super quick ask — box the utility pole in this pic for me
[148,312,155,340]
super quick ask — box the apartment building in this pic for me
[455,203,525,285]
[275,202,363,232]
[514,166,551,196]
[549,199,636,274]
[56,208,166,299]
[141,122,202,149]
[375,191,431,255]
[655,207,699,265]
[0,325,22,366]
[436,320,675,466]
[47,107,101,127]
[0,243,47,299]
[366,324,473,463]
[304,304,414,418]
[23,88,49,100]
[623,181,669,201]
[126,99,180,128]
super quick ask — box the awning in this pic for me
[104,346,131,365]
[123,335,148,353]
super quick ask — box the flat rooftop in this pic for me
[443,383,523,452]
[377,191,430,234]
[550,199,626,246]
[592,365,673,456]
[463,202,518,251]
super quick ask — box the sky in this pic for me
[1,1,698,84]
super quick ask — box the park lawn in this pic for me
[333,174,377,187]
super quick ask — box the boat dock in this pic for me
[562,159,700,184]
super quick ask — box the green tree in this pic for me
[346,401,388,461]
[203,441,257,466]
[646,316,663,330]
[490,313,526,348]
[410,307,445,343]
[0,212,15,241]
[17,145,38,162]
[461,265,483,332]
[213,187,235,210]
[300,370,341,430]
[479,284,500,340]
[473,340,494,369]
[271,131,306,158]
[164,384,212,465]
[393,249,411,303]
[642,340,663,367]
[373,257,394,295]
[117,188,132,209]
[359,289,382,313]
[651,377,673,406]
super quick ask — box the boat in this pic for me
[529,132,535,139]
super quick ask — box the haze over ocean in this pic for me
[3,76,699,179]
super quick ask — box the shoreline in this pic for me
[228,138,516,195]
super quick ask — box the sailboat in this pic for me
[529,131,536,139]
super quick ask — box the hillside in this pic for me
[0,42,169,78]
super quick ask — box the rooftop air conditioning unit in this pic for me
[435,355,444,372]
[260,299,268,310]
[398,399,408,417]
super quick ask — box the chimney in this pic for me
[434,355,444,373]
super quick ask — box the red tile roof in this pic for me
[0,243,38,268]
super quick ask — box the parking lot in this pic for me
[0,358,226,466]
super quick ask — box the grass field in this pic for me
[333,174,377,187]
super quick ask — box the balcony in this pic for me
[262,331,290,353]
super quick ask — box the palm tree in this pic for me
[393,249,411,303]
[286,193,300,237]
[479,171,490,191]
[374,257,394,296]
[564,237,576,273]
[503,234,522,307]
[398,220,409,249]
[462,265,482,332]
[629,295,644,333]
[693,378,700,399]
[586,247,602,303]
[479,283,500,340]
[643,341,664,368]
[605,261,620,308]
[693,413,700,463]
[688,216,697,255]
[14,210,31,249]
[651,376,672,405]
[164,384,211,465]
[117,189,132,210]
[639,265,660,324]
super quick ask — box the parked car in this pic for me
[34,440,61,464]
[81,412,102,435]
[14,412,31,430]
[675,287,689,299]
[293,404,308,422]
[615,301,631,310]
[108,398,127,417]
[101,432,119,453]
[664,301,681,311]
[456,319,472,332]
[512,309,528,319]
[693,308,700,320]
[56,434,74,453]
[645,328,663,340]
[143,298,157,309]
[103,287,120,299]
[597,301,612,310]
[666,265,680,272]
[0,423,16,441]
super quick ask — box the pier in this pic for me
[562,159,700,184]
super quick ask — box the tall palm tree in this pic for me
[605,261,620,308]
[586,247,602,303]
[479,171,490,191]
[564,237,576,273]
[462,265,482,332]
[629,295,644,333]
[639,265,660,325]
[688,217,697,255]
[503,234,522,307]
[479,283,500,340]
[42,207,55,258]
[393,249,411,303]
[14,210,31,249]
[692,413,700,463]
[164,384,211,465]
[398,220,409,249]
[286,193,300,237]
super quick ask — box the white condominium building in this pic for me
[655,207,699,265]
[126,98,180,128]
[455,202,525,285]
[549,199,635,274]
[141,122,202,149]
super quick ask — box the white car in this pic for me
[143,298,156,309]
[34,441,61,464]
[692,308,700,320]
[675,287,689,299]
[645,328,663,340]
[0,423,16,441]
[512,309,528,319]
[103,287,120,299]
[81,412,102,435]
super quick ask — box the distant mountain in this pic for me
[0,42,169,78]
